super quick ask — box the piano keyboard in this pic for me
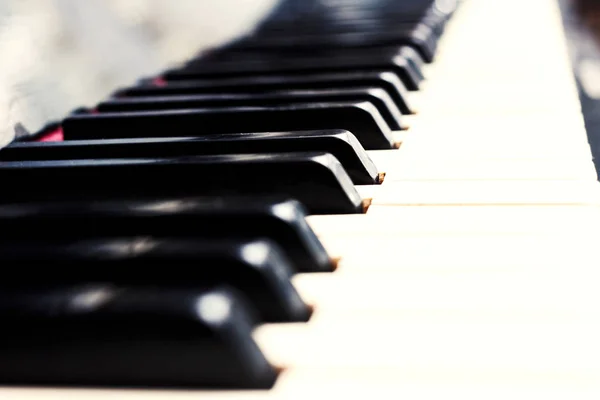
[2,0,600,398]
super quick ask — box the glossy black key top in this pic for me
[0,153,364,215]
[0,237,310,323]
[63,103,396,150]
[3,130,381,185]
[0,285,277,388]
[0,197,334,273]
[167,46,423,90]
[256,14,442,36]
[230,23,438,62]
[99,88,405,131]
[265,0,457,37]
[121,71,413,115]
[399,46,426,81]
[260,0,450,30]
[259,14,446,41]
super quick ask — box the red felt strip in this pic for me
[37,127,64,142]
[152,77,167,87]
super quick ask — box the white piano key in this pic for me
[5,369,600,400]
[432,0,576,74]
[308,205,600,236]
[402,114,588,138]
[370,154,597,181]
[397,138,593,160]
[362,180,600,206]
[255,317,600,370]
[389,117,592,161]
[412,83,580,116]
[317,234,600,272]
[293,264,600,316]
[417,0,584,119]
[421,55,579,85]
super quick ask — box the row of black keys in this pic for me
[0,0,455,390]
[4,53,428,213]
[0,197,324,388]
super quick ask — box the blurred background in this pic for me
[0,0,278,147]
[561,0,600,175]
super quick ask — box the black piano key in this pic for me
[398,46,426,81]
[121,71,413,115]
[260,12,448,39]
[255,15,438,33]
[266,0,438,20]
[254,0,456,35]
[419,4,457,34]
[3,130,380,185]
[0,197,333,273]
[265,0,452,20]
[0,285,278,388]
[0,237,310,323]
[62,103,396,150]
[0,153,364,215]
[167,46,423,91]
[259,12,444,30]
[229,23,438,62]
[99,88,405,131]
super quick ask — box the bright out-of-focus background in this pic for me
[560,0,600,176]
[0,0,278,147]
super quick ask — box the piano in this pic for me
[1,0,600,398]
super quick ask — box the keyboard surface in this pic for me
[1,0,600,398]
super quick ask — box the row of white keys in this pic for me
[274,0,600,397]
[363,1,600,199]
[7,0,600,398]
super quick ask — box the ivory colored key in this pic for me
[291,258,600,314]
[411,82,580,116]
[307,205,600,236]
[4,368,600,399]
[424,3,578,82]
[340,237,593,269]
[390,116,593,161]
[254,318,600,374]
[369,154,598,181]
[395,136,594,160]
[315,233,600,273]
[398,114,589,139]
[362,180,600,206]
